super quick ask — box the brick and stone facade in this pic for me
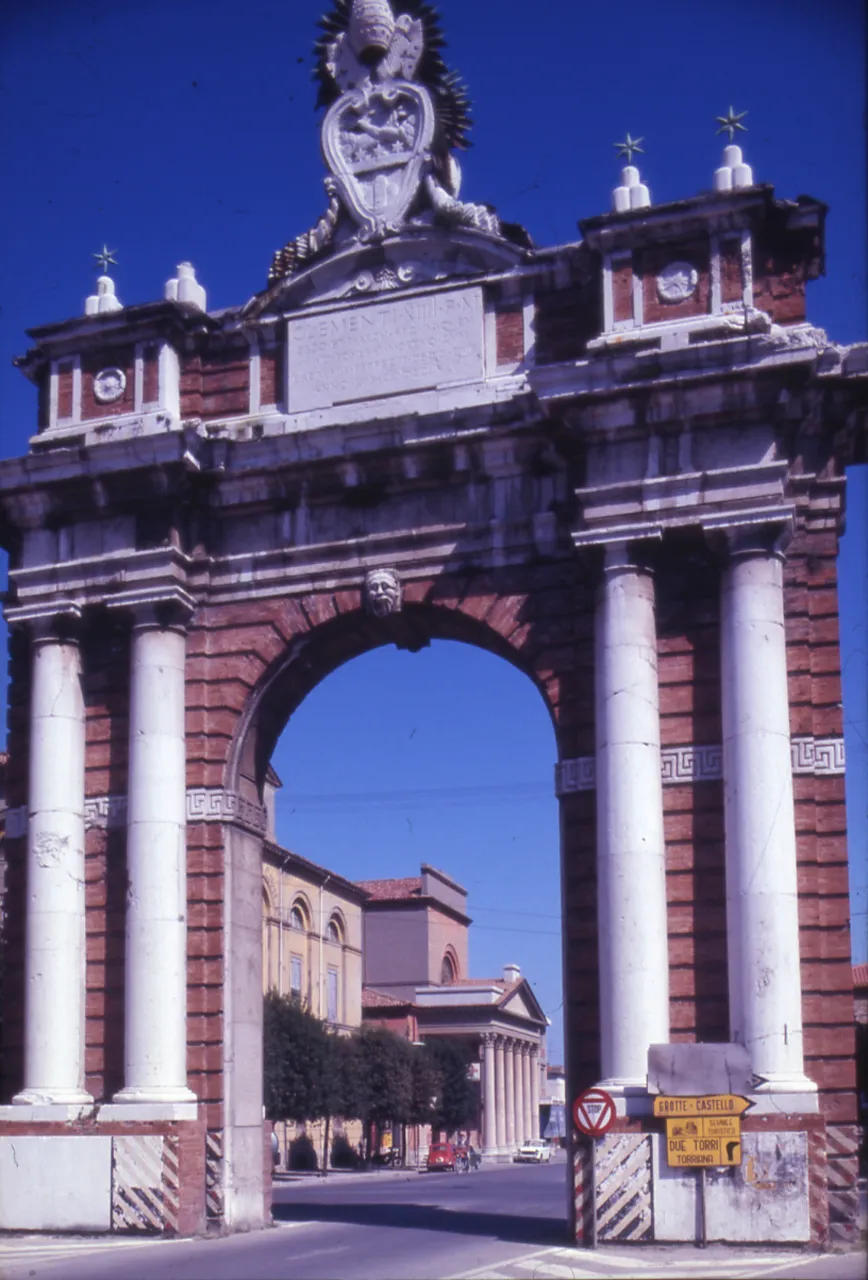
[0,0,865,1246]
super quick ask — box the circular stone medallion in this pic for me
[657,261,699,304]
[93,367,127,403]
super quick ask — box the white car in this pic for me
[514,1139,551,1163]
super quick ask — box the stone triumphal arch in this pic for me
[0,0,865,1248]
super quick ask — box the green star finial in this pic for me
[93,244,118,274]
[614,133,645,165]
[716,107,748,142]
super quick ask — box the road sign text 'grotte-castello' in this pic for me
[0,0,865,1247]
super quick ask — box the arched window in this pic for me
[327,914,343,944]
[440,950,457,985]
[290,903,306,932]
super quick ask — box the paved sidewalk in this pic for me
[450,1244,866,1280]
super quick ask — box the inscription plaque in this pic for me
[287,286,484,412]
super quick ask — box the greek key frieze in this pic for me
[791,737,846,775]
[556,737,845,796]
[6,789,268,837]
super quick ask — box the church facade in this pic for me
[0,0,864,1248]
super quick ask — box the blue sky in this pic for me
[1,0,865,1060]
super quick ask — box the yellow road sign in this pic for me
[666,1133,742,1167]
[666,1116,741,1140]
[653,1094,752,1119]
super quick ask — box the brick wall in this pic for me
[81,349,135,421]
[181,344,249,421]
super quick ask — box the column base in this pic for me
[112,1085,198,1106]
[12,1087,93,1108]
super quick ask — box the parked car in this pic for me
[515,1138,551,1163]
[427,1142,457,1172]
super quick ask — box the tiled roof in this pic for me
[355,876,422,900]
[362,988,412,1009]
[853,963,868,989]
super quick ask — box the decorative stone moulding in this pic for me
[92,367,126,403]
[656,262,698,304]
[554,736,846,796]
[6,789,267,839]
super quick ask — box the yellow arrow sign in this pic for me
[653,1094,752,1119]
[666,1134,742,1168]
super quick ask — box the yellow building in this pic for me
[262,846,365,1031]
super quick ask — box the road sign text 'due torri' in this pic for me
[654,1096,749,1168]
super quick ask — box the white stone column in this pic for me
[494,1036,506,1152]
[13,619,91,1106]
[114,607,196,1104]
[521,1045,533,1142]
[720,531,813,1093]
[504,1040,516,1150]
[482,1034,498,1156]
[530,1048,541,1139]
[595,545,670,1090]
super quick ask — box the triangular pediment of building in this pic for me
[245,227,528,319]
[499,980,547,1025]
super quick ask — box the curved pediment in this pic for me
[245,225,529,318]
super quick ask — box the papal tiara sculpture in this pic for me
[266,0,529,287]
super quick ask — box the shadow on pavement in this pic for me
[272,1198,569,1247]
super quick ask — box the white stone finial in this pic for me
[85,274,122,316]
[165,262,207,311]
[613,165,651,212]
[714,108,753,191]
[612,134,650,212]
[714,142,754,192]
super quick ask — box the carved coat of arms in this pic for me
[264,0,522,290]
[322,80,435,241]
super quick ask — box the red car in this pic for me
[427,1142,457,1172]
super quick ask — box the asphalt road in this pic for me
[1,1161,864,1280]
[0,1158,571,1280]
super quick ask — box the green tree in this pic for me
[425,1038,477,1136]
[263,992,350,1173]
[354,1025,414,1162]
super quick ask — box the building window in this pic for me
[327,967,338,1024]
[290,955,302,996]
[290,904,306,932]
[327,916,342,944]
[440,951,457,984]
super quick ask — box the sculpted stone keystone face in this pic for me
[364,568,402,616]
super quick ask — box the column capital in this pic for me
[4,601,83,641]
[703,513,794,562]
[107,587,196,632]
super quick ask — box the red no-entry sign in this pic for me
[573,1087,616,1137]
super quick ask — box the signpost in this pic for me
[573,1089,616,1249]
[652,1094,752,1247]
